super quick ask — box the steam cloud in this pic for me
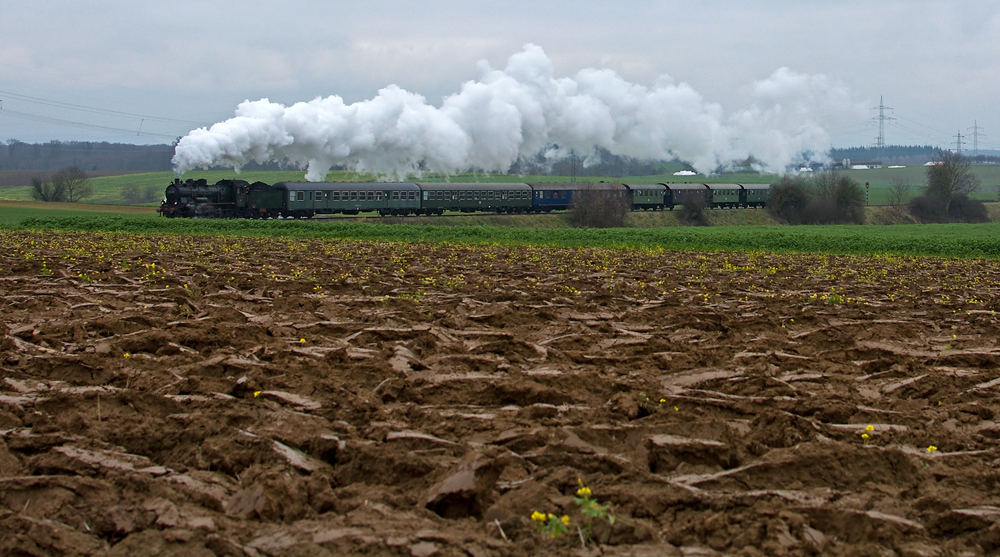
[172,44,858,180]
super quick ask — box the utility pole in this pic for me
[870,96,895,155]
[968,121,986,156]
[953,131,965,154]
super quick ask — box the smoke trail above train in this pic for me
[171,44,862,180]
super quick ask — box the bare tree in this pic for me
[886,177,912,208]
[925,151,979,200]
[121,184,142,204]
[811,170,837,202]
[51,166,92,203]
[29,176,67,202]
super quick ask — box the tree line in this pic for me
[1,140,175,172]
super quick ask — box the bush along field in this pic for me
[3,230,1000,555]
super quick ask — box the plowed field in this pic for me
[3,230,1000,556]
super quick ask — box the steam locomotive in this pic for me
[158,178,770,219]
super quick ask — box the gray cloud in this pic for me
[0,1,997,152]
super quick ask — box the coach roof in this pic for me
[273,182,420,191]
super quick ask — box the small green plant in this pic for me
[531,511,570,538]
[638,392,667,415]
[940,334,957,355]
[530,480,615,546]
[574,479,615,546]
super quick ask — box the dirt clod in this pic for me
[3,230,1000,555]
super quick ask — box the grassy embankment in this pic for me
[1,165,998,206]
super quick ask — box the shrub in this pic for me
[801,199,839,224]
[947,194,989,223]
[766,177,811,224]
[121,184,142,204]
[832,176,866,224]
[29,176,67,202]
[769,173,864,225]
[677,192,709,226]
[908,195,947,223]
[567,183,629,228]
[909,193,988,223]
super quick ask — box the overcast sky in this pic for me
[1,0,998,155]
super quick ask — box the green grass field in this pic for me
[10,213,1000,259]
[5,164,997,206]
[0,202,157,226]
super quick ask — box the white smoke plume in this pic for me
[172,44,860,180]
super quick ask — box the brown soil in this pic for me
[3,230,1000,556]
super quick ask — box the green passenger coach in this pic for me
[416,183,533,214]
[274,182,421,218]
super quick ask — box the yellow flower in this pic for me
[861,433,869,440]
[866,425,874,432]
[927,445,938,453]
[123,352,131,358]
[577,486,592,498]
[253,391,261,398]
[300,338,306,343]
[561,515,570,526]
[531,511,546,523]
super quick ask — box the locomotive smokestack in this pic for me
[172,44,862,180]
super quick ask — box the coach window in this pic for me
[316,191,323,200]
[296,191,305,201]
[332,191,340,201]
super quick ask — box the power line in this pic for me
[0,89,206,126]
[0,107,178,139]
[953,130,965,154]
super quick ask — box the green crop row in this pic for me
[12,215,1000,259]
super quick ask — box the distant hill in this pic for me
[1,140,175,172]
[0,140,292,174]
